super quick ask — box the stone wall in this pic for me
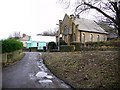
[2,49,24,66]
[80,32,107,43]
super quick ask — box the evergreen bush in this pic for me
[1,38,23,53]
[48,42,57,50]
[59,39,67,45]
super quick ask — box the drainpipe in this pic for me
[58,34,62,51]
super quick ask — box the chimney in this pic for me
[59,20,63,34]
[59,20,62,24]
[23,34,26,37]
[70,14,75,20]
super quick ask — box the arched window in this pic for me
[73,33,76,41]
[64,25,69,35]
[97,35,100,42]
[82,33,85,43]
[90,34,93,42]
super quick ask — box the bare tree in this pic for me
[8,34,13,39]
[97,21,118,34]
[13,32,21,39]
[59,0,120,38]
[42,31,55,36]
[38,28,58,36]
[8,32,21,39]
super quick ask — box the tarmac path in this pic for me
[2,52,72,89]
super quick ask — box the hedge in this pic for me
[85,40,120,48]
[60,45,75,52]
[1,38,23,53]
[71,42,84,51]
[86,40,120,51]
[85,41,110,47]
[71,40,120,51]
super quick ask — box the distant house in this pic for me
[26,35,56,50]
[56,14,108,45]
[20,34,30,47]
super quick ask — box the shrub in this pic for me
[108,39,120,47]
[2,38,23,53]
[43,46,46,52]
[59,39,67,45]
[48,42,57,50]
[60,45,75,52]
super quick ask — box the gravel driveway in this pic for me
[2,52,72,89]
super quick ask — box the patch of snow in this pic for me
[38,66,44,71]
[35,71,47,78]
[39,53,42,56]
[38,79,55,88]
[45,75,53,79]
[38,80,52,83]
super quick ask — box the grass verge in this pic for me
[43,51,120,89]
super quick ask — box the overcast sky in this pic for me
[0,0,96,39]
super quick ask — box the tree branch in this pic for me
[83,2,117,25]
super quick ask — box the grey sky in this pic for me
[0,0,96,39]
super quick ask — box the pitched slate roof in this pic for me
[74,17,108,34]
[30,35,56,43]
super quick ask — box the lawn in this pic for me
[42,51,120,89]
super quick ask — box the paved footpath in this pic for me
[2,52,72,89]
